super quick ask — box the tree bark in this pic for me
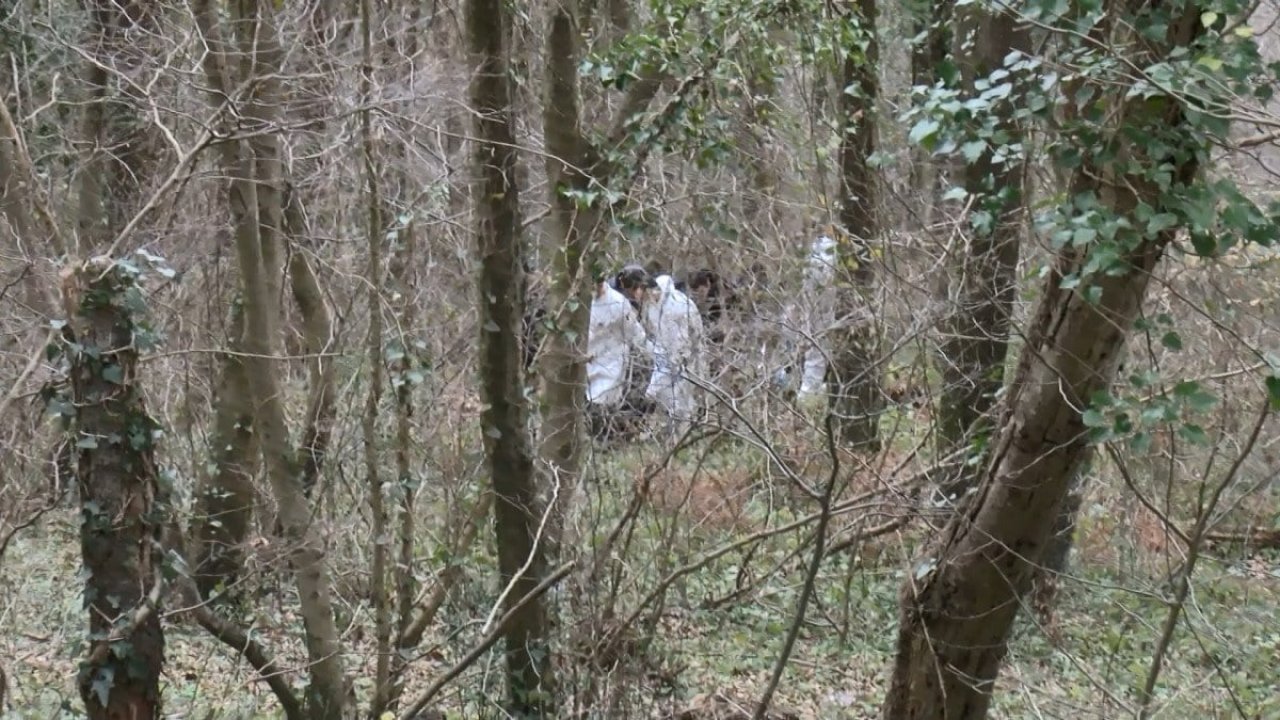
[883,6,1205,716]
[193,300,260,600]
[66,258,165,720]
[231,0,287,322]
[934,2,1028,499]
[193,1,348,715]
[283,188,338,499]
[829,0,883,451]
[74,0,162,254]
[467,0,557,710]
[907,0,954,205]
[359,0,394,712]
[540,0,597,563]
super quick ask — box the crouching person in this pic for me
[586,269,653,442]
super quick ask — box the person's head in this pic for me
[614,264,655,305]
[686,269,719,301]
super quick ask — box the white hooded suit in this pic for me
[797,234,838,398]
[586,281,650,407]
[644,275,705,419]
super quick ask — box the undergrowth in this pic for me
[1,428,1277,719]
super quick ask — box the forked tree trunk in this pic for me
[829,0,883,451]
[935,3,1028,499]
[66,259,165,719]
[467,0,557,712]
[283,188,338,499]
[884,6,1204,716]
[537,0,669,561]
[193,1,348,715]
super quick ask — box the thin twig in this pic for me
[1136,402,1269,718]
[397,561,576,720]
[753,411,841,720]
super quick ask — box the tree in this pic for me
[907,0,953,208]
[828,0,883,450]
[73,0,162,255]
[63,258,165,719]
[468,0,557,712]
[192,1,348,715]
[192,302,259,600]
[537,0,711,561]
[539,0,599,561]
[884,3,1212,716]
[933,2,1029,497]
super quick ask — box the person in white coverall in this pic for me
[796,233,838,399]
[643,274,706,427]
[586,274,653,440]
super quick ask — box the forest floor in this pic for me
[2,430,1278,719]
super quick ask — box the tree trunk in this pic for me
[74,0,161,254]
[193,1,348,715]
[883,6,1204,716]
[907,0,954,206]
[909,0,953,91]
[231,0,287,322]
[540,0,597,564]
[359,0,394,711]
[283,187,338,499]
[934,2,1028,499]
[829,0,883,451]
[193,300,260,600]
[66,259,165,720]
[467,0,557,711]
[1032,467,1085,618]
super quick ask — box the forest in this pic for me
[1,0,1278,718]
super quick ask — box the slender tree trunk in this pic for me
[360,0,394,712]
[540,0,597,563]
[283,187,338,499]
[193,300,260,600]
[193,1,348,715]
[829,0,883,451]
[934,2,1028,499]
[467,0,556,710]
[384,211,422,716]
[0,78,64,316]
[909,0,953,90]
[66,259,165,720]
[883,7,1204,716]
[742,54,780,238]
[1032,466,1085,617]
[907,0,954,206]
[231,0,287,321]
[74,0,161,254]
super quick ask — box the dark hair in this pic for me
[687,269,718,291]
[615,264,656,292]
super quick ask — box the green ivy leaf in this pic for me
[1161,331,1183,351]
[1178,423,1210,446]
[908,118,941,149]
[89,667,114,707]
[960,140,987,163]
[101,365,124,384]
[1265,375,1280,411]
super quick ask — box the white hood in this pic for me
[644,274,705,418]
